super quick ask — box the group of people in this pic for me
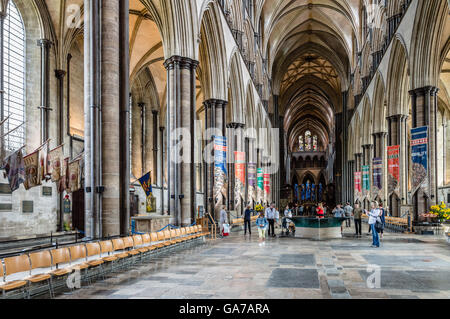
[219,199,387,248]
[331,201,387,247]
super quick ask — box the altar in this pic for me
[131,214,170,233]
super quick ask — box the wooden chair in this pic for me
[68,245,91,286]
[0,255,29,299]
[49,248,72,278]
[28,251,54,298]
[85,243,105,281]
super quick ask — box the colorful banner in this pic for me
[257,167,264,203]
[138,171,153,198]
[411,126,428,195]
[1,149,25,192]
[214,136,227,210]
[372,157,382,194]
[264,173,271,204]
[47,145,64,182]
[247,163,256,205]
[234,152,245,208]
[387,145,400,194]
[354,171,362,200]
[23,151,41,190]
[68,159,81,193]
[362,165,370,195]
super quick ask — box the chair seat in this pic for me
[103,256,118,262]
[26,274,51,283]
[69,263,89,271]
[115,253,129,259]
[138,247,149,253]
[0,280,28,291]
[128,250,140,256]
[50,269,71,277]
[87,259,104,267]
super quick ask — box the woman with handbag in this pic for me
[367,201,381,248]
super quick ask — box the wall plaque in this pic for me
[22,201,34,213]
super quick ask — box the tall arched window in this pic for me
[3,0,25,152]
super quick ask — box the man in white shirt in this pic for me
[265,202,276,237]
[367,201,381,248]
[344,202,353,227]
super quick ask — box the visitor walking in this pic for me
[353,202,363,237]
[219,205,228,237]
[344,202,353,227]
[265,202,276,237]
[244,205,253,236]
[256,211,269,246]
[368,201,381,248]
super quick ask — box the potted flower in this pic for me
[429,202,450,238]
[255,204,264,214]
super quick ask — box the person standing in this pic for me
[316,203,325,219]
[256,211,269,246]
[353,203,363,237]
[244,205,253,236]
[219,205,228,237]
[378,202,386,239]
[368,201,381,248]
[299,205,304,216]
[333,204,345,234]
[344,202,353,227]
[265,202,276,237]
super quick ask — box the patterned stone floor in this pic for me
[56,226,450,299]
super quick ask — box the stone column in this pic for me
[159,126,165,214]
[341,90,349,204]
[38,39,52,143]
[152,110,158,184]
[55,70,66,232]
[101,0,122,237]
[399,115,409,205]
[163,56,199,225]
[137,102,145,175]
[0,10,5,159]
[409,87,439,217]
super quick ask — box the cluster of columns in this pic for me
[83,0,130,239]
[344,85,440,220]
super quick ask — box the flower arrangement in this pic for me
[255,204,264,213]
[429,202,450,223]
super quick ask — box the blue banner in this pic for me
[411,126,428,194]
[138,171,153,197]
[214,136,227,175]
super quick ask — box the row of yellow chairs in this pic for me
[0,225,209,299]
[231,215,258,226]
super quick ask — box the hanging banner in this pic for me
[138,171,153,198]
[387,145,400,195]
[58,157,70,193]
[372,157,382,195]
[411,126,428,195]
[214,136,227,210]
[23,151,41,190]
[257,167,264,203]
[47,145,64,182]
[39,141,49,182]
[1,149,25,192]
[68,160,81,193]
[264,173,271,204]
[247,163,256,205]
[234,152,245,208]
[354,171,362,201]
[362,165,370,196]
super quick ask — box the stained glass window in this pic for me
[313,135,318,151]
[3,1,25,152]
[298,136,304,151]
[305,131,312,151]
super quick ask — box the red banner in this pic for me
[234,152,245,185]
[387,145,400,194]
[264,173,270,195]
[354,171,362,195]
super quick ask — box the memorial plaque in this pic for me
[22,201,34,213]
[0,203,12,211]
[0,183,12,194]
[42,186,52,197]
